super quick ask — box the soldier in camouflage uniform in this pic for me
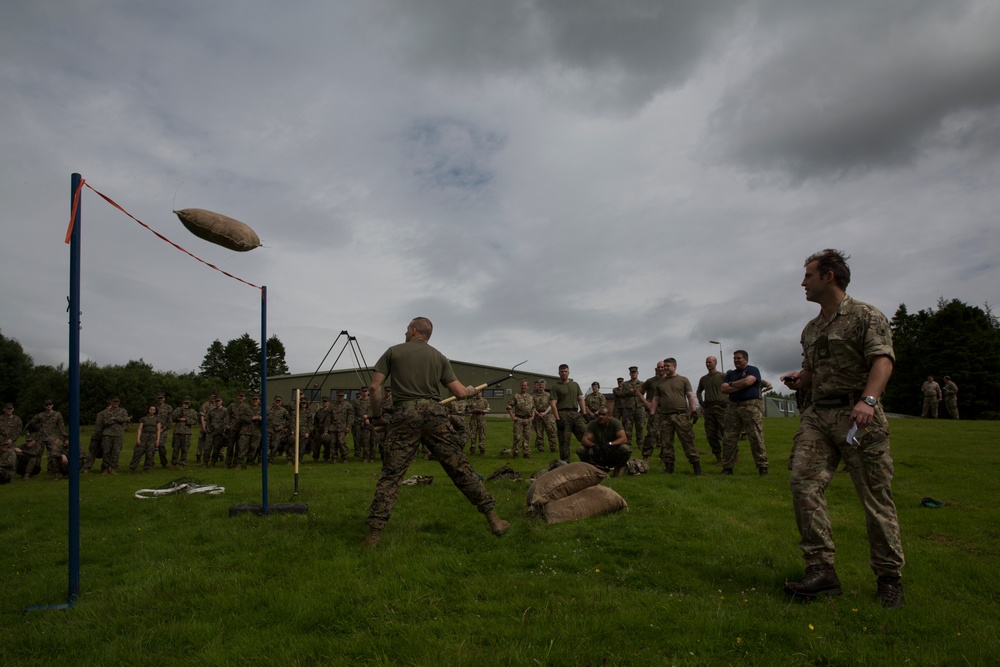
[352,388,375,462]
[292,395,314,465]
[99,396,130,474]
[942,376,959,420]
[611,377,625,421]
[82,399,109,474]
[196,393,217,464]
[154,393,172,469]
[721,351,769,476]
[532,379,557,453]
[169,397,200,469]
[506,380,535,458]
[697,357,727,464]
[550,364,588,462]
[643,359,702,475]
[921,376,942,418]
[25,400,69,480]
[467,390,490,455]
[129,404,161,473]
[242,396,264,466]
[781,249,904,609]
[266,396,290,463]
[619,367,645,449]
[313,396,335,462]
[330,390,354,462]
[205,397,228,466]
[374,387,395,461]
[224,392,248,468]
[585,382,607,420]
[362,317,508,547]
[637,364,666,459]
[1,403,23,483]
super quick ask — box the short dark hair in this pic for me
[805,249,851,290]
[559,364,569,371]
[664,358,676,366]
[734,350,749,360]
[410,317,433,338]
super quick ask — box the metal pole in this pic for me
[710,340,725,372]
[260,286,268,516]
[68,174,82,605]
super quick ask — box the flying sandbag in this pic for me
[174,208,261,252]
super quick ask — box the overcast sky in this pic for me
[3,0,999,393]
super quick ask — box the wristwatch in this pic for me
[863,396,878,407]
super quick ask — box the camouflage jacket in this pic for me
[507,392,535,418]
[100,407,130,437]
[331,401,353,430]
[169,407,200,435]
[267,405,290,434]
[468,397,490,415]
[585,392,607,415]
[0,413,23,445]
[26,410,67,442]
[619,379,643,410]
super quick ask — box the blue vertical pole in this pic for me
[68,174,82,604]
[260,286,268,516]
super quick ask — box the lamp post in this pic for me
[709,340,725,372]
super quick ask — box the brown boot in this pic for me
[361,528,382,548]
[785,565,842,599]
[485,509,510,537]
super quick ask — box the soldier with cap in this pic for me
[196,392,217,464]
[205,397,228,467]
[612,377,625,420]
[619,367,645,448]
[467,390,490,455]
[25,400,69,480]
[168,397,199,469]
[154,393,172,468]
[313,395,335,462]
[225,392,252,468]
[363,316,509,546]
[637,363,667,460]
[129,404,161,473]
[82,398,109,474]
[266,395,290,463]
[353,387,375,462]
[330,390,354,462]
[99,396,130,474]
[242,395,264,466]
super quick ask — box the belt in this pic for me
[660,409,687,415]
[394,399,438,407]
[558,408,578,413]
[812,393,860,409]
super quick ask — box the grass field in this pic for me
[2,417,998,666]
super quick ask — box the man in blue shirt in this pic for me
[720,350,769,476]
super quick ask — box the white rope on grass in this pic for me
[134,482,226,499]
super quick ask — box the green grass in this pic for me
[2,418,998,666]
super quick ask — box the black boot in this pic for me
[692,461,703,476]
[785,565,842,599]
[876,576,904,608]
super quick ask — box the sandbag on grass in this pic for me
[542,484,627,525]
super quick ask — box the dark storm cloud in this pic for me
[710,0,1000,179]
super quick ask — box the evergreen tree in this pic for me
[266,334,290,376]
[0,329,34,405]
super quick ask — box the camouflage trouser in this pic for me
[701,402,727,457]
[641,411,658,458]
[206,431,226,464]
[156,431,170,466]
[312,433,332,461]
[100,434,124,471]
[244,431,262,465]
[331,428,349,462]
[0,449,15,483]
[171,433,193,467]
[266,430,286,462]
[197,429,207,462]
[721,401,768,471]
[533,414,557,452]
[657,412,700,466]
[469,415,487,453]
[556,410,587,462]
[577,442,632,470]
[20,442,45,477]
[129,433,158,471]
[620,406,646,447]
[944,397,959,420]
[790,405,904,578]
[512,417,533,456]
[366,405,495,531]
[356,425,375,461]
[82,435,103,471]
[921,397,939,418]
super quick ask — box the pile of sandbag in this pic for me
[525,462,627,525]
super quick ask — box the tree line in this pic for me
[883,299,1000,419]
[0,329,289,424]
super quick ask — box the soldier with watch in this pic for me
[781,249,904,609]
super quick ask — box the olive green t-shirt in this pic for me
[373,340,458,403]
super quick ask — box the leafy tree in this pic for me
[199,340,227,381]
[884,299,1000,419]
[266,334,290,376]
[0,329,34,405]
[224,334,262,393]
